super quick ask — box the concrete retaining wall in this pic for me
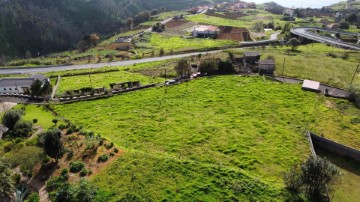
[310,132,360,162]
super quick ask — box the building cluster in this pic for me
[188,1,257,14]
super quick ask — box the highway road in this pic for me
[291,27,360,50]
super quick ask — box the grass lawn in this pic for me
[52,76,320,200]
[316,147,360,201]
[140,33,238,53]
[186,10,283,30]
[54,70,164,95]
[15,104,61,130]
[228,43,360,89]
[51,60,178,95]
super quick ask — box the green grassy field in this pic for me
[186,10,283,31]
[137,33,238,53]
[54,71,164,95]
[50,60,178,95]
[52,76,321,200]
[228,43,360,89]
[16,104,62,130]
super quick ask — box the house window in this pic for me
[9,88,12,90]
[15,88,18,90]
[3,88,6,90]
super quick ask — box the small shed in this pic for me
[302,79,320,92]
[258,60,275,75]
[243,52,261,64]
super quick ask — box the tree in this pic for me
[73,179,96,202]
[43,129,64,163]
[288,38,301,51]
[254,21,264,32]
[284,156,339,200]
[0,161,14,199]
[339,22,350,29]
[12,120,33,138]
[301,156,339,199]
[174,58,190,77]
[1,109,24,130]
[30,79,43,97]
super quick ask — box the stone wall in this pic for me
[310,132,360,162]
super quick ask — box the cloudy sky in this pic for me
[249,0,345,8]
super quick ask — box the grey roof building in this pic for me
[0,74,47,94]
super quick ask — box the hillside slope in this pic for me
[0,0,213,58]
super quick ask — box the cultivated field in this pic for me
[52,75,348,200]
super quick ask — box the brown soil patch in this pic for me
[29,132,122,186]
[165,19,189,28]
[101,42,132,51]
[218,26,251,41]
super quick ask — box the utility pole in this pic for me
[282,56,286,82]
[349,64,359,88]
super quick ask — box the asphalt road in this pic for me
[291,27,360,50]
[0,50,223,74]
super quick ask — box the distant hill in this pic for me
[0,0,213,58]
[258,1,286,14]
[325,0,360,10]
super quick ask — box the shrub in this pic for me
[60,168,69,180]
[97,154,109,163]
[80,168,89,177]
[113,148,119,153]
[70,161,85,173]
[12,120,33,138]
[284,156,339,200]
[52,119,58,125]
[1,109,24,130]
[348,87,360,107]
[326,52,337,58]
[32,119,38,124]
[283,164,302,193]
[66,150,74,160]
[58,124,66,130]
[66,128,74,135]
[105,142,114,149]
[109,152,115,157]
[27,192,40,202]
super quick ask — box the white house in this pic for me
[0,74,48,94]
[192,25,218,38]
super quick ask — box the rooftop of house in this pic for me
[193,25,218,32]
[0,74,47,87]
